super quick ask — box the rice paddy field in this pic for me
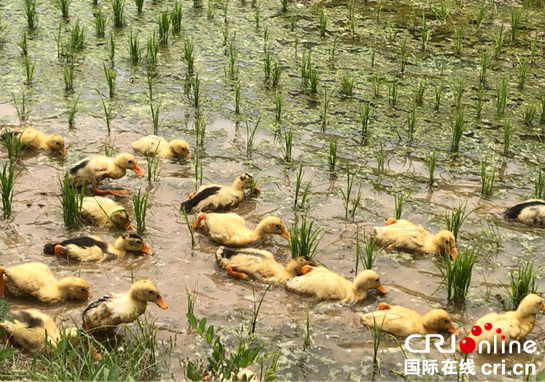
[1,0,545,379]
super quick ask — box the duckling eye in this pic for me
[81,288,85,292]
[444,320,449,323]
[375,278,379,282]
[149,290,153,294]
[128,160,133,164]
[276,224,280,228]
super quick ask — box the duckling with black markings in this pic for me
[504,200,545,227]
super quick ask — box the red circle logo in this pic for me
[460,337,476,354]
[471,325,482,336]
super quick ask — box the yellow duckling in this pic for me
[43,233,150,262]
[0,309,78,350]
[215,247,317,283]
[361,303,459,336]
[81,196,133,231]
[69,153,145,196]
[180,173,259,213]
[131,135,191,159]
[285,266,387,303]
[504,200,545,227]
[193,213,290,246]
[0,262,90,303]
[82,279,168,332]
[370,218,458,260]
[1,128,66,155]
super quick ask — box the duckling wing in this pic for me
[285,268,349,301]
[180,186,222,212]
[361,310,420,337]
[82,294,115,330]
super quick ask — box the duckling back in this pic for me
[504,200,545,227]
[215,247,289,283]
[1,309,60,350]
[285,267,355,302]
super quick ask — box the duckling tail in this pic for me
[43,243,57,256]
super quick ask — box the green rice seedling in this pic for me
[146,70,154,101]
[328,35,338,61]
[111,0,125,27]
[341,73,354,97]
[1,128,24,162]
[475,84,483,119]
[533,170,545,199]
[103,63,116,98]
[434,84,442,111]
[108,34,116,65]
[393,191,410,220]
[178,206,195,248]
[339,164,359,219]
[245,117,260,156]
[348,1,355,35]
[530,32,538,65]
[11,91,32,123]
[432,0,447,23]
[318,8,327,37]
[542,94,545,123]
[0,161,20,220]
[303,307,312,349]
[406,104,416,141]
[254,4,260,26]
[24,0,38,30]
[171,1,183,34]
[308,69,319,93]
[480,156,496,198]
[329,137,337,168]
[517,56,528,90]
[101,98,115,134]
[281,128,293,162]
[481,220,502,248]
[476,5,485,28]
[193,0,204,9]
[510,8,521,42]
[132,189,149,233]
[158,10,170,45]
[146,152,160,182]
[425,150,437,185]
[185,284,197,314]
[524,103,536,126]
[249,284,273,335]
[494,25,504,58]
[59,172,84,229]
[193,73,201,108]
[438,246,480,302]
[386,21,394,41]
[134,0,144,13]
[271,61,281,87]
[128,29,141,64]
[194,113,207,148]
[207,0,216,19]
[479,51,488,83]
[281,0,288,12]
[496,78,507,115]
[103,138,115,157]
[365,313,386,367]
[263,27,270,51]
[444,201,480,241]
[399,38,408,74]
[421,13,431,51]
[508,262,537,310]
[67,19,85,55]
[289,218,323,258]
[193,146,203,188]
[290,15,296,31]
[183,38,195,74]
[451,82,463,109]
[146,32,159,70]
[150,101,162,135]
[23,55,35,85]
[275,90,282,121]
[293,164,311,209]
[321,87,334,126]
[234,82,240,114]
[355,227,379,273]
[222,0,229,23]
[415,80,426,105]
[375,146,385,175]
[371,76,382,97]
[94,10,106,38]
[453,25,463,55]
[358,102,371,136]
[228,34,237,79]
[17,31,28,56]
[58,0,71,18]
[263,49,271,80]
[389,79,398,106]
[410,8,418,32]
[503,118,513,155]
[450,111,465,152]
[67,94,79,128]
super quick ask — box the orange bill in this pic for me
[253,185,261,193]
[450,247,458,260]
[142,243,151,254]
[301,265,313,275]
[133,164,145,177]
[125,223,135,231]
[376,283,387,294]
[448,323,459,336]
[378,302,390,311]
[61,147,67,155]
[281,229,291,241]
[155,296,168,310]
[185,154,192,160]
[87,292,91,298]
[541,302,545,310]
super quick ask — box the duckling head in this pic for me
[58,277,90,300]
[434,230,457,259]
[117,233,151,253]
[169,139,191,159]
[258,217,291,240]
[422,309,458,335]
[114,153,145,176]
[110,207,133,231]
[286,256,317,275]
[129,279,168,309]
[234,173,260,192]
[47,135,67,155]
[354,270,387,294]
[516,294,545,317]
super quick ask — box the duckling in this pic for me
[0,309,78,350]
[180,173,259,213]
[69,153,145,196]
[504,200,545,227]
[466,294,544,349]
[370,218,458,260]
[81,196,133,231]
[1,128,66,155]
[131,135,191,159]
[193,213,290,246]
[0,262,90,303]
[361,303,459,337]
[285,266,387,303]
[43,233,150,262]
[215,247,317,283]
[82,279,168,332]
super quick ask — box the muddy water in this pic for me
[1,0,545,380]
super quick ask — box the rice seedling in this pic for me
[542,94,545,123]
[318,8,327,37]
[479,51,488,82]
[66,19,85,56]
[178,206,195,248]
[433,84,442,111]
[183,38,195,74]
[510,8,521,42]
[17,31,28,56]
[517,56,528,90]
[308,69,319,94]
[134,0,144,13]
[406,104,416,141]
[302,307,312,350]
[329,137,337,169]
[339,164,360,219]
[480,220,502,248]
[444,201,480,241]
[263,49,271,80]
[0,160,20,220]
[275,90,282,121]
[432,0,448,23]
[67,94,79,128]
[11,91,32,123]
[450,111,465,152]
[185,284,197,315]
[23,55,35,85]
[193,0,204,9]
[228,34,237,79]
[393,191,410,220]
[146,69,154,101]
[502,118,514,156]
[533,170,545,199]
[146,32,159,71]
[24,0,38,30]
[476,5,485,28]
[128,29,141,64]
[271,61,281,88]
[388,79,398,106]
[399,38,409,74]
[290,15,296,31]
[207,0,216,19]
[194,113,207,148]
[103,138,115,157]
[193,146,203,188]
[375,0,381,22]
[451,82,463,109]
[365,313,386,367]
[59,172,84,229]
[328,35,338,61]
[475,84,483,119]
[289,218,323,258]
[253,4,260,26]
[425,150,437,185]
[415,80,426,105]
[245,117,260,156]
[1,128,24,162]
[480,156,496,199]
[524,103,536,126]
[158,10,170,45]
[341,73,354,97]
[111,0,125,28]
[58,0,71,18]
[132,189,149,234]
[508,262,537,310]
[234,82,241,114]
[375,146,385,175]
[371,76,382,97]
[438,245,480,302]
[420,13,431,51]
[371,49,376,66]
[281,0,288,12]
[293,164,311,209]
[530,32,538,65]
[496,78,508,115]
[222,0,229,23]
[453,25,464,55]
[494,25,504,58]
[108,34,116,65]
[150,101,162,135]
[348,0,355,35]
[321,87,334,126]
[94,10,106,38]
[358,102,371,136]
[249,283,273,335]
[354,227,377,273]
[281,128,293,162]
[193,73,201,108]
[101,98,115,134]
[386,21,394,41]
[171,1,183,34]
[103,63,116,98]
[146,152,160,182]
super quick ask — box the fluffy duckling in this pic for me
[361,303,459,337]
[215,247,317,283]
[193,213,290,246]
[131,135,191,159]
[504,200,545,227]
[0,262,90,303]
[1,128,66,155]
[43,233,150,262]
[370,218,458,260]
[466,294,544,350]
[0,309,77,350]
[82,279,168,332]
[180,173,259,213]
[69,153,145,196]
[285,266,387,303]
[81,196,133,231]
